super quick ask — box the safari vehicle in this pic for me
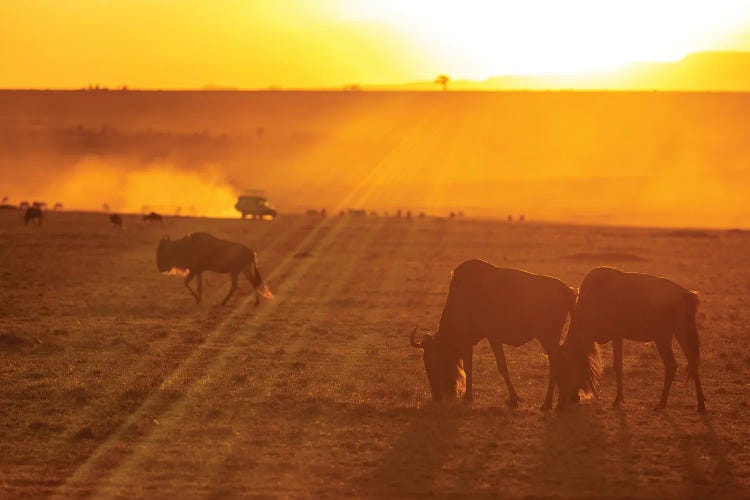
[235,191,278,220]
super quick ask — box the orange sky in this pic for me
[2,0,750,89]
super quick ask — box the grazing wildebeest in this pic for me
[143,211,163,222]
[156,232,273,306]
[410,259,576,409]
[556,267,705,412]
[110,213,122,229]
[24,207,42,226]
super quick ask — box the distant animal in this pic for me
[410,259,576,409]
[0,196,16,210]
[348,209,366,216]
[110,213,122,229]
[19,201,29,211]
[556,267,705,412]
[53,202,63,211]
[143,211,163,222]
[32,201,47,209]
[24,207,42,226]
[306,209,319,216]
[156,232,273,306]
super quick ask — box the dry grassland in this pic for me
[1,211,749,497]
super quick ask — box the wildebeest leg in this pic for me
[221,272,239,305]
[613,336,624,407]
[489,338,520,407]
[184,271,200,303]
[241,265,261,307]
[463,347,474,403]
[691,368,706,413]
[539,339,557,410]
[196,273,203,303]
[675,330,706,412]
[654,337,677,410]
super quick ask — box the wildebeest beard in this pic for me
[558,333,601,405]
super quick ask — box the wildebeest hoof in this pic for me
[612,398,622,408]
[653,404,666,411]
[697,403,707,413]
[540,402,552,411]
[507,398,519,408]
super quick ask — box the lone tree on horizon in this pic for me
[434,74,450,91]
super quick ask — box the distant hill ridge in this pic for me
[379,52,750,92]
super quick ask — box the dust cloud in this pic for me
[3,159,238,217]
[2,90,750,227]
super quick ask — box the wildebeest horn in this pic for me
[410,327,423,348]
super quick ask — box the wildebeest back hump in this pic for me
[449,260,568,337]
[579,267,691,339]
[187,232,252,272]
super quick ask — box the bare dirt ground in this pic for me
[1,211,749,497]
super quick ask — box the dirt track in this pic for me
[1,211,748,497]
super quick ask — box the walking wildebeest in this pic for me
[410,259,576,409]
[110,213,122,229]
[156,232,273,306]
[24,207,42,226]
[143,211,163,222]
[556,267,705,412]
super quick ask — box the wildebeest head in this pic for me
[410,327,464,401]
[156,236,174,272]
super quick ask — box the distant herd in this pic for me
[8,205,706,413]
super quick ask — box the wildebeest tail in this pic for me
[683,291,700,382]
[565,285,578,322]
[249,253,273,299]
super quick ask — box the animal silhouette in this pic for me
[157,232,273,306]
